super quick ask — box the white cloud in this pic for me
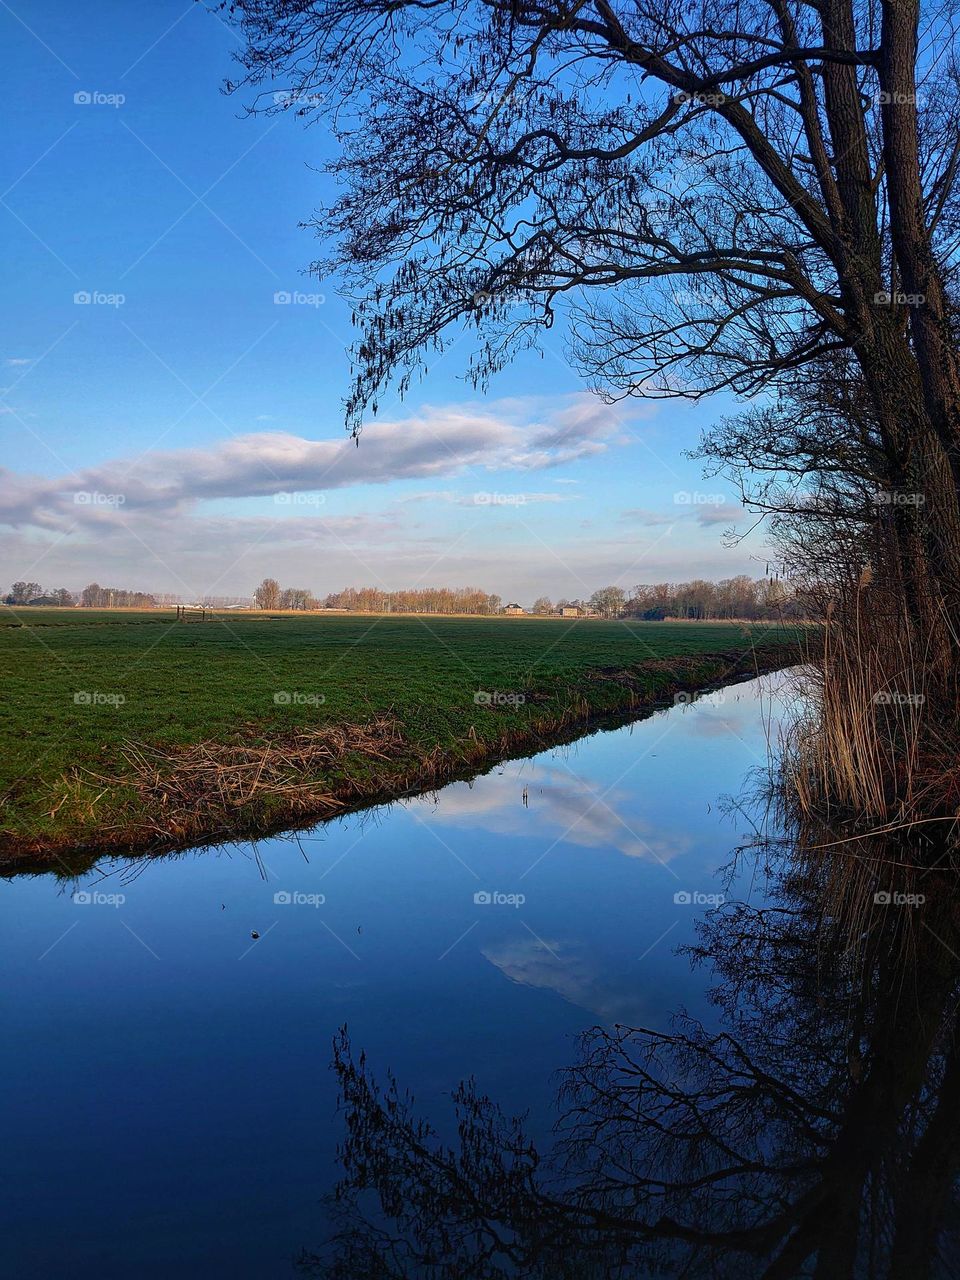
[0,391,764,597]
[0,393,625,532]
[481,938,653,1023]
[415,763,690,862]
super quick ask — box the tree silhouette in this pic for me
[303,843,960,1277]
[222,0,960,660]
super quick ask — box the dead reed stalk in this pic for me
[780,584,960,838]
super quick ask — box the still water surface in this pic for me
[0,673,790,1277]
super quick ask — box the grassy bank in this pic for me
[0,609,801,868]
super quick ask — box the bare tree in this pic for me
[280,586,317,609]
[303,849,960,1278]
[254,577,282,610]
[78,582,156,608]
[8,581,43,605]
[222,0,960,669]
[589,584,627,617]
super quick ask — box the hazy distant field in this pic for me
[1,607,796,852]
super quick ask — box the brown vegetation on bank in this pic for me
[0,643,800,874]
[782,578,960,841]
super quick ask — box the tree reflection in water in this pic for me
[303,830,960,1278]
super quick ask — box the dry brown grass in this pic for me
[780,586,960,840]
[75,715,407,845]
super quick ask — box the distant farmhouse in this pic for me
[503,603,526,616]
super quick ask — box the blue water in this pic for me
[0,672,792,1277]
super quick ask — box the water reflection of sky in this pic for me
[0,671,796,1278]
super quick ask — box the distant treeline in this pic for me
[4,581,75,607]
[322,586,503,614]
[255,576,800,618]
[78,583,158,608]
[5,575,800,619]
[575,576,801,620]
[3,582,160,608]
[252,579,502,614]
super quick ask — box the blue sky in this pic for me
[1,1,764,604]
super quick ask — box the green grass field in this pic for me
[1,608,799,861]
